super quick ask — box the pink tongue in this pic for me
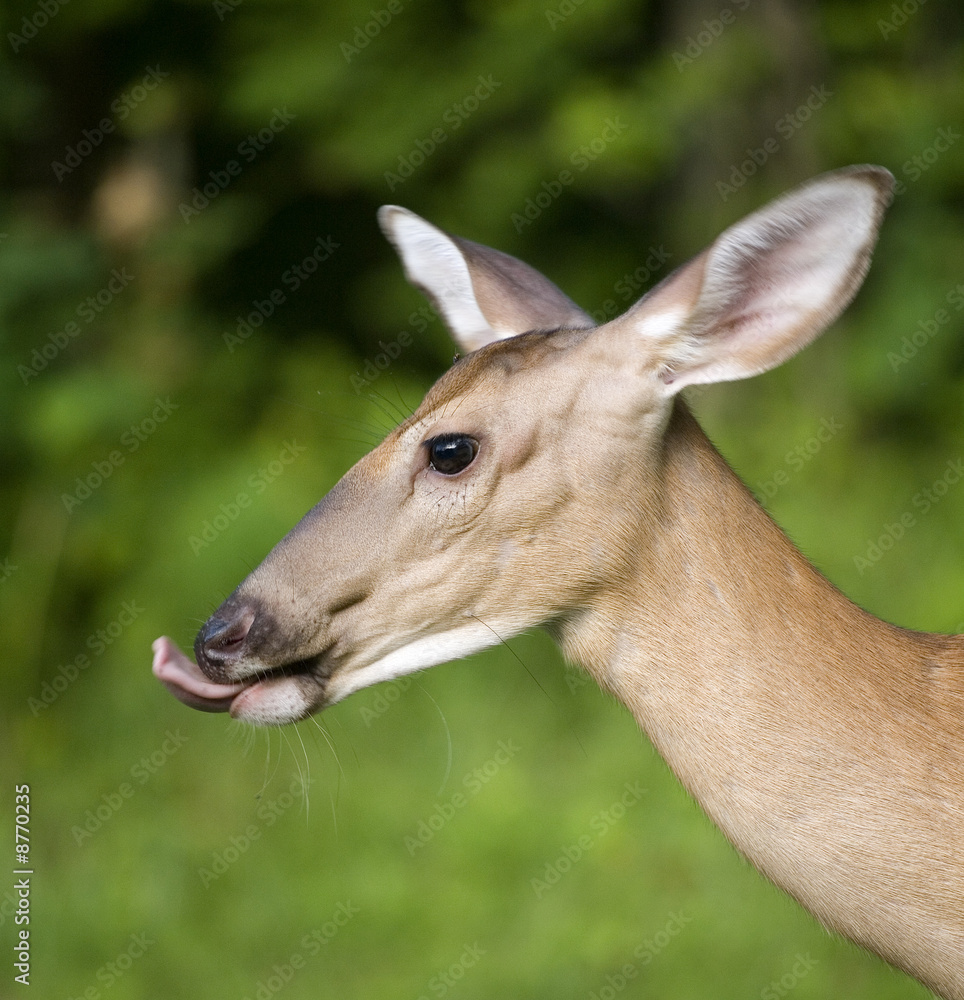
[152,636,247,713]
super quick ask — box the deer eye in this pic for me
[426,434,479,475]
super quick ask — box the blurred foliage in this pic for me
[2,0,962,997]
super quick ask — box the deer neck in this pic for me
[558,399,964,990]
[563,398,962,765]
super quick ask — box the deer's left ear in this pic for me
[596,165,895,394]
[379,206,593,354]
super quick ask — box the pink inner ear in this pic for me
[633,172,890,392]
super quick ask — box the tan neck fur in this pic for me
[562,401,964,999]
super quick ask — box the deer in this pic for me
[152,165,964,999]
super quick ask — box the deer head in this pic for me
[154,165,893,727]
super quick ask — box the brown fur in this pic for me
[563,401,964,997]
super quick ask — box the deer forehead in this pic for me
[396,326,667,446]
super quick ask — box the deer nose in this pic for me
[195,604,257,680]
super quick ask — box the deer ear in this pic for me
[598,165,895,394]
[379,206,592,353]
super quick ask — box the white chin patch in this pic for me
[324,620,515,705]
[229,676,318,726]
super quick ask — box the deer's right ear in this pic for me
[596,165,894,395]
[378,206,592,354]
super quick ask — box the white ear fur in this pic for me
[600,165,895,394]
[378,206,495,352]
[379,205,592,353]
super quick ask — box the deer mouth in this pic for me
[151,636,329,724]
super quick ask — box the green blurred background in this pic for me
[3,0,962,997]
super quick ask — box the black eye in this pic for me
[426,434,479,475]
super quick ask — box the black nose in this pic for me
[195,603,257,681]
